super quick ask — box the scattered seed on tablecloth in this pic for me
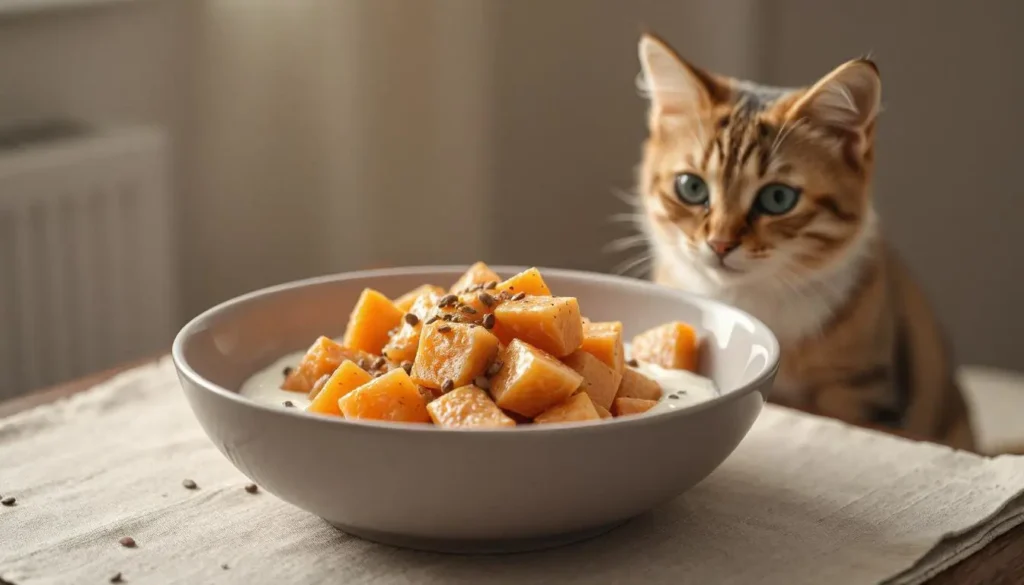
[221,563,230,570]
[282,366,293,378]
[182,479,198,490]
[1,496,15,506]
[668,395,680,400]
[119,537,136,548]
[283,401,294,408]
[109,572,124,583]
[244,483,259,494]
[626,359,638,368]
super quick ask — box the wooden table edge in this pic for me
[1,357,1021,584]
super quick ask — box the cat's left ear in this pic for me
[787,59,881,136]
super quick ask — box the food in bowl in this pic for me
[240,262,719,427]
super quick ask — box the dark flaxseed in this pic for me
[372,356,387,370]
[119,537,136,548]
[221,564,230,570]
[283,401,295,408]
[109,572,124,583]
[482,314,496,329]
[484,280,498,290]
[459,305,477,315]
[668,395,680,400]
[439,294,458,307]
[473,376,491,390]
[358,358,370,370]
[425,315,439,325]
[437,324,452,333]
[511,292,526,301]
[486,360,503,376]
[1,496,15,506]
[182,479,198,490]
[403,313,419,326]
[478,292,496,307]
[626,358,639,368]
[244,483,259,494]
[441,379,455,393]
[442,314,455,322]
[282,366,293,378]
[401,361,413,374]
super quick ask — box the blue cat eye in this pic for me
[755,183,801,215]
[674,173,709,206]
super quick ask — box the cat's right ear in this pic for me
[638,34,727,120]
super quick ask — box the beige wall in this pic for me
[3,1,1018,371]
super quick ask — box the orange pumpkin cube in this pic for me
[393,284,445,313]
[339,368,431,423]
[342,288,406,355]
[427,385,516,429]
[383,288,444,363]
[594,404,613,419]
[411,321,501,390]
[616,367,663,401]
[492,296,583,357]
[282,336,369,393]
[631,321,699,371]
[580,321,625,375]
[489,339,583,418]
[495,267,551,297]
[612,397,658,417]
[534,392,601,424]
[561,350,622,410]
[307,361,373,416]
[450,261,501,293]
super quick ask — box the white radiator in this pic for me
[0,125,175,397]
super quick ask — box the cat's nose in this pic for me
[706,239,740,258]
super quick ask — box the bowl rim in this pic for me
[172,265,780,435]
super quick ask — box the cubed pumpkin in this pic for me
[488,339,583,418]
[492,296,583,357]
[411,321,500,390]
[631,321,699,371]
[383,288,444,363]
[450,261,501,293]
[495,267,551,297]
[616,367,663,401]
[427,385,516,428]
[342,288,406,355]
[393,284,445,313]
[307,361,373,416]
[534,392,601,424]
[338,368,431,423]
[562,350,622,411]
[612,397,658,417]
[282,336,369,393]
[580,321,625,375]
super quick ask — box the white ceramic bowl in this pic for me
[172,266,779,553]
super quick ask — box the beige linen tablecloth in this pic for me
[2,358,1024,585]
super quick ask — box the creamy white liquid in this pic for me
[239,345,720,416]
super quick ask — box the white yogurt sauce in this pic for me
[239,345,720,416]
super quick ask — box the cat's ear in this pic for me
[638,34,728,118]
[787,59,881,135]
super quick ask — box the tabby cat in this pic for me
[634,34,975,450]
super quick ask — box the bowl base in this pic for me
[328,520,628,554]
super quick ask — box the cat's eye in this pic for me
[674,173,710,206]
[755,183,801,215]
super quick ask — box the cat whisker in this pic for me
[613,253,653,277]
[611,187,641,206]
[602,234,649,254]
[608,213,645,224]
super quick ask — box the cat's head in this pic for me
[636,34,881,290]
